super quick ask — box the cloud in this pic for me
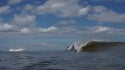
[94,26,110,33]
[32,1,125,22]
[54,20,82,34]
[12,14,36,26]
[78,7,90,16]
[0,23,15,32]
[0,13,36,33]
[20,28,30,34]
[24,4,34,11]
[89,26,125,35]
[55,20,91,35]
[8,0,23,5]
[60,26,80,34]
[0,0,124,36]
[39,26,59,33]
[56,20,77,27]
[33,0,89,17]
[88,6,125,22]
[0,5,11,14]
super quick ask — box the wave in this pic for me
[66,41,125,52]
[66,41,88,52]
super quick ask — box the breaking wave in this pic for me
[66,40,89,52]
[66,41,125,52]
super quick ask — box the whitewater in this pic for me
[66,40,125,52]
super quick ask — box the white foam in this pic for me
[9,48,24,52]
[74,41,90,52]
[66,40,86,52]
[67,39,105,52]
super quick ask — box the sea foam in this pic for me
[9,48,24,52]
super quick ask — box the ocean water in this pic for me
[0,46,125,70]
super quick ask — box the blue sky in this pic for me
[0,0,125,51]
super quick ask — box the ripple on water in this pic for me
[22,60,53,70]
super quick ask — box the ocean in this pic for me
[0,46,125,70]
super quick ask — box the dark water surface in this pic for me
[0,47,125,70]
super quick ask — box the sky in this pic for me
[0,0,125,51]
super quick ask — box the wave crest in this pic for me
[66,41,125,52]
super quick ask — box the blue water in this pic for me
[0,47,125,70]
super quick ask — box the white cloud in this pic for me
[0,14,35,33]
[60,26,80,33]
[55,20,90,35]
[88,6,125,22]
[20,28,30,33]
[0,23,14,31]
[39,26,59,33]
[24,4,34,11]
[33,0,89,17]
[94,26,110,33]
[79,7,90,16]
[89,26,125,35]
[8,0,23,5]
[56,20,77,27]
[12,14,36,26]
[0,5,11,14]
